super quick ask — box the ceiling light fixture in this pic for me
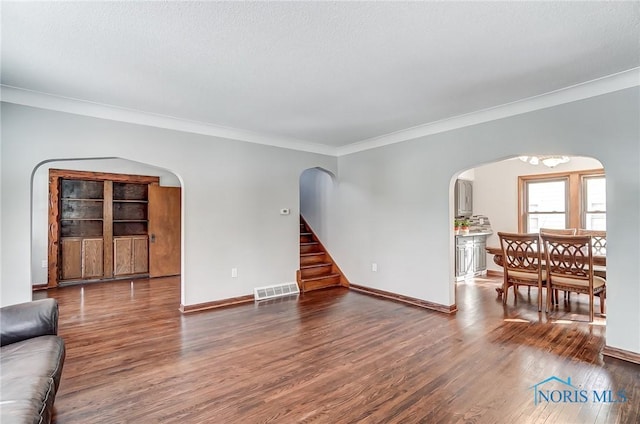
[519,155,570,168]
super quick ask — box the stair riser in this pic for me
[300,234,314,243]
[300,254,326,266]
[300,265,333,279]
[300,244,322,254]
[302,275,341,292]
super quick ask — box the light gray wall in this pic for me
[2,87,639,356]
[322,88,639,355]
[1,103,337,307]
[472,156,603,273]
[31,158,181,285]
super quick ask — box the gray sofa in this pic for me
[0,298,66,424]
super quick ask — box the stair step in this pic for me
[300,233,314,243]
[300,262,332,269]
[300,252,326,266]
[301,273,340,282]
[300,273,341,292]
[300,262,333,279]
[300,242,322,254]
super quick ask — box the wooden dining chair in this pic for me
[540,234,606,322]
[498,232,546,311]
[539,228,576,235]
[576,229,606,256]
[539,228,577,302]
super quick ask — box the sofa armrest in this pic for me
[0,298,59,346]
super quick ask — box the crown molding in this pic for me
[0,85,338,157]
[2,67,638,158]
[337,67,640,156]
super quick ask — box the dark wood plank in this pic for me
[50,169,160,185]
[34,276,639,423]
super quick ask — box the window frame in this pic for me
[582,174,607,230]
[518,168,605,233]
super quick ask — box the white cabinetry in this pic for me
[455,179,473,217]
[455,234,487,280]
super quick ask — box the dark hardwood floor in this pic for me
[35,276,639,423]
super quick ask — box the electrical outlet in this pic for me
[231,268,238,278]
[372,263,378,272]
[41,260,47,268]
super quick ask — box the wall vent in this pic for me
[254,282,300,301]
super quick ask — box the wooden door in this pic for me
[148,186,181,277]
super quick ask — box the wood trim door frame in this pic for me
[47,169,159,288]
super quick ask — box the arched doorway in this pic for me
[451,155,606,318]
[298,167,347,292]
[31,158,183,299]
[299,167,336,241]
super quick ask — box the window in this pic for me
[518,169,605,232]
[583,176,606,230]
[525,179,567,233]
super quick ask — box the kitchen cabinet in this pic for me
[473,236,487,272]
[455,234,487,280]
[455,179,473,217]
[456,237,474,277]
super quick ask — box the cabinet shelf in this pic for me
[61,198,104,202]
[60,218,104,221]
[113,200,148,203]
[113,220,148,223]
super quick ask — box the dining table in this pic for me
[485,245,606,295]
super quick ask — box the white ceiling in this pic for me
[2,1,639,153]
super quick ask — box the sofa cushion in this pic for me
[0,299,58,347]
[0,336,65,392]
[0,376,55,424]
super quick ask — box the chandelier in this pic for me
[519,155,570,168]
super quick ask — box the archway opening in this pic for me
[31,157,183,303]
[299,167,337,243]
[450,155,606,320]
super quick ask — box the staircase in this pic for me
[297,217,349,293]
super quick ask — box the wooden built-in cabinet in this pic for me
[48,169,160,287]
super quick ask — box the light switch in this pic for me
[372,263,378,272]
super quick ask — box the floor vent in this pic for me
[254,282,300,301]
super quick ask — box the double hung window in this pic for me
[518,170,605,232]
